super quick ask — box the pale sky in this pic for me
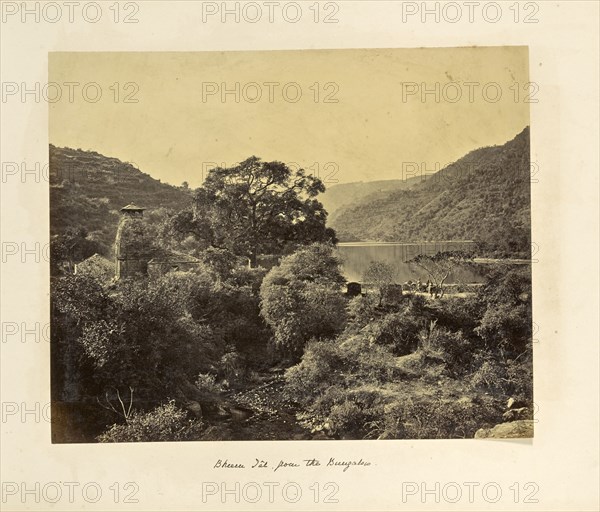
[49,47,529,187]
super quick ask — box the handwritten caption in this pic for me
[214,457,372,472]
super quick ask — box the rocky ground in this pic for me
[222,376,317,440]
[199,372,532,441]
[192,372,310,441]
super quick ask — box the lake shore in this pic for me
[338,240,476,247]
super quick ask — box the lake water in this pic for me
[336,241,484,284]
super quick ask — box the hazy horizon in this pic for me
[49,48,530,187]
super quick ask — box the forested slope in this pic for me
[50,145,191,255]
[332,127,531,257]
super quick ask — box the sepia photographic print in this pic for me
[49,47,534,443]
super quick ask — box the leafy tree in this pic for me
[362,261,396,306]
[51,274,112,408]
[182,157,336,266]
[71,274,221,403]
[260,244,346,358]
[160,208,213,253]
[50,228,104,275]
[475,266,532,354]
[409,251,474,298]
[52,274,110,324]
[116,217,160,260]
[196,247,239,280]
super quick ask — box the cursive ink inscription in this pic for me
[212,457,371,472]
[213,459,245,469]
[274,460,300,472]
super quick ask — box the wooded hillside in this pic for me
[331,127,531,257]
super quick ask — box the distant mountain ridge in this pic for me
[320,177,423,223]
[330,127,531,257]
[50,145,191,255]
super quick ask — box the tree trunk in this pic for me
[439,274,449,298]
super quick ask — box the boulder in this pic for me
[502,407,530,422]
[185,401,203,419]
[475,420,534,439]
[506,396,528,410]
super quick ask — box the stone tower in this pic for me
[115,203,148,279]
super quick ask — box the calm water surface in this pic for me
[336,241,483,284]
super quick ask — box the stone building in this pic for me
[147,253,202,278]
[115,202,201,280]
[114,203,152,279]
[74,253,115,282]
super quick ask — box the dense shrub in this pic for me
[366,309,426,355]
[427,295,484,335]
[475,266,532,354]
[381,389,501,439]
[195,373,221,402]
[505,349,534,405]
[468,352,508,394]
[476,303,531,353]
[52,256,271,443]
[260,244,347,358]
[286,262,533,440]
[285,340,346,401]
[285,335,399,405]
[196,247,239,280]
[347,294,379,329]
[97,401,204,442]
[302,385,387,439]
[418,324,477,377]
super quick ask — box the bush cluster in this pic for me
[286,266,533,439]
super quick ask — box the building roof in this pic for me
[74,253,115,273]
[120,203,146,212]
[148,251,201,265]
[81,253,109,262]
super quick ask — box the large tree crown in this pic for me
[187,157,334,263]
